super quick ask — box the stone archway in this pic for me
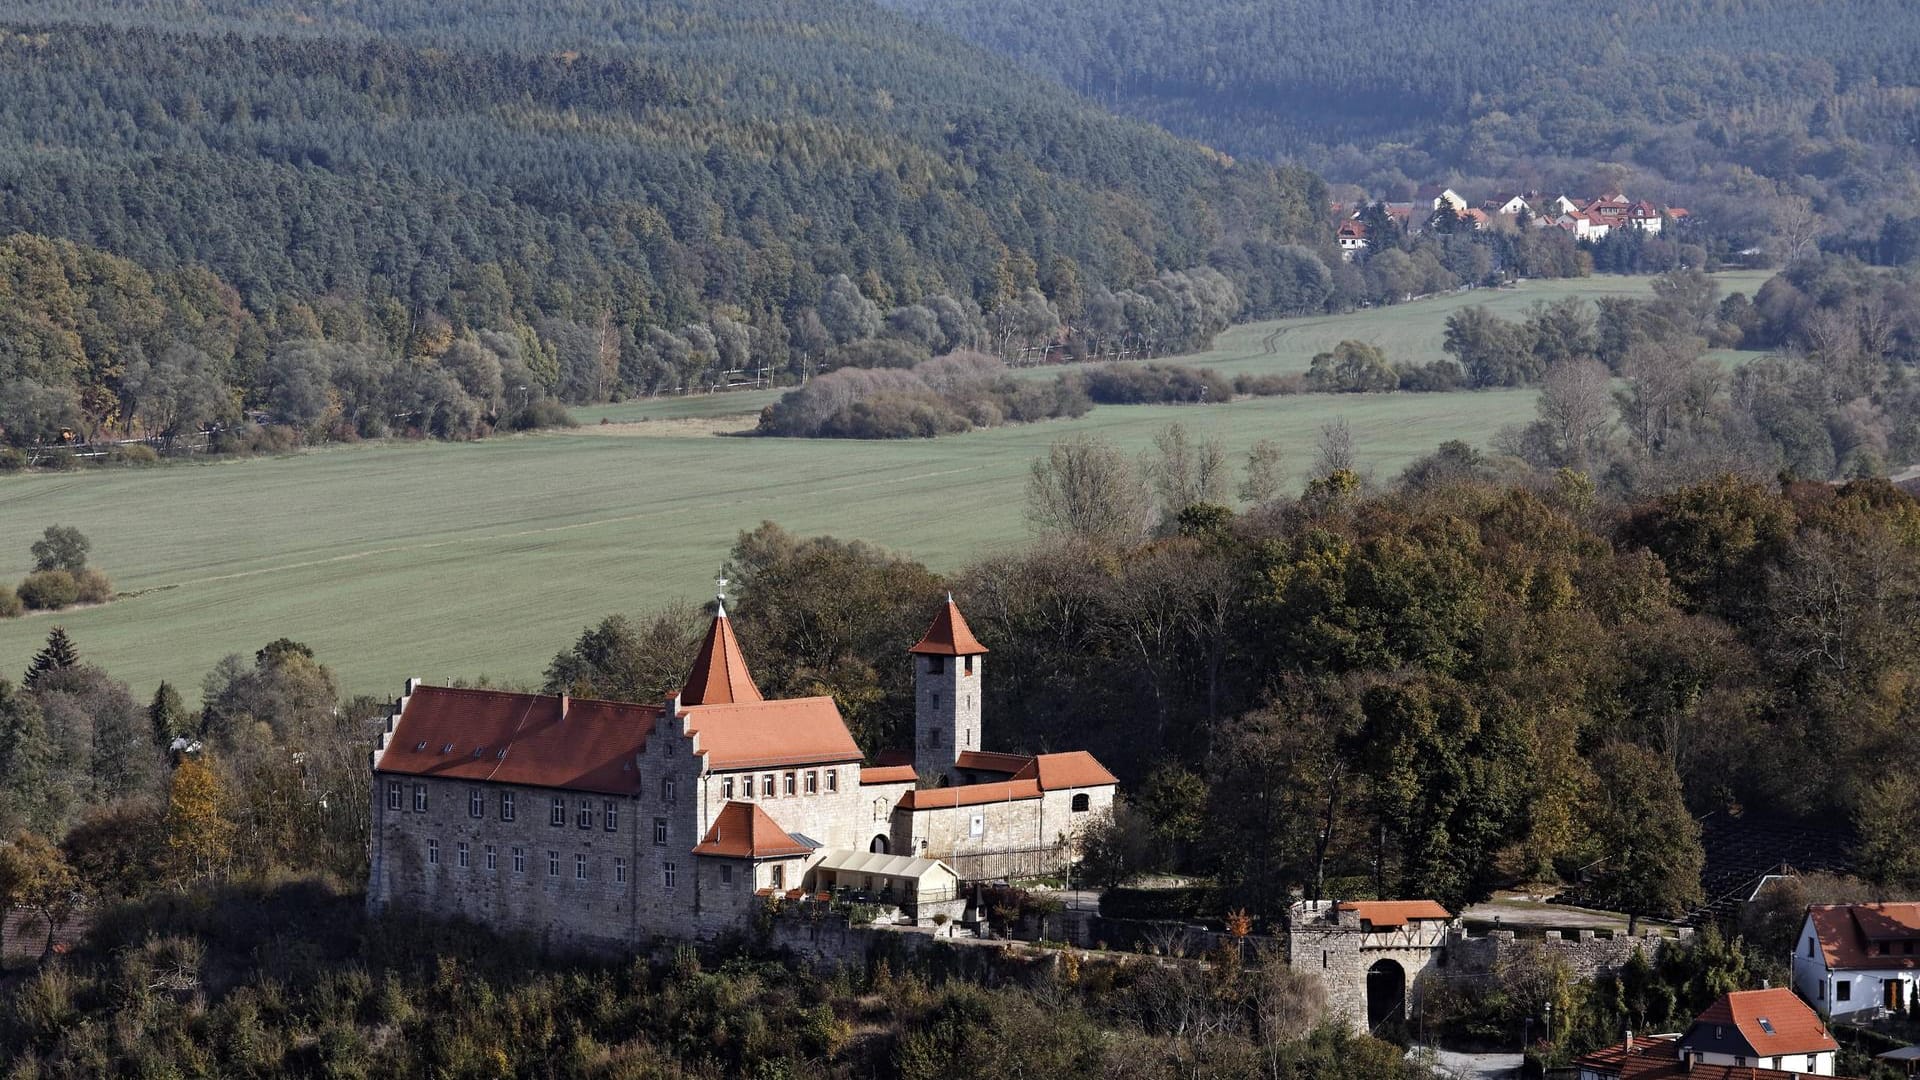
[869,834,890,854]
[1366,959,1406,1031]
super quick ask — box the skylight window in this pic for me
[1757,1018,1775,1035]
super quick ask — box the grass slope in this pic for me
[0,391,1535,700]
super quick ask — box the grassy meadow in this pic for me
[0,272,1769,699]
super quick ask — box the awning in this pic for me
[812,848,957,884]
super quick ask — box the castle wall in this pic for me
[696,764,868,852]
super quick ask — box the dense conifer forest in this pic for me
[0,0,1347,443]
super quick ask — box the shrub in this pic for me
[1079,363,1234,404]
[0,584,21,617]
[17,569,80,610]
[38,448,76,471]
[74,567,114,604]
[0,447,26,472]
[1233,372,1304,396]
[108,444,160,465]
[505,398,577,431]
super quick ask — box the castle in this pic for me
[365,597,1118,949]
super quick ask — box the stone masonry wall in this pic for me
[1446,927,1686,982]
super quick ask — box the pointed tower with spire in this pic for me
[908,594,987,785]
[680,596,763,706]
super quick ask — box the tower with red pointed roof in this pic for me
[910,594,987,785]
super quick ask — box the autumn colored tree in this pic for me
[0,830,79,962]
[165,758,236,885]
[1577,741,1704,933]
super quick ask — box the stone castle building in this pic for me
[365,597,1118,949]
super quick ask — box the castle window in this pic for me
[771,864,785,890]
[653,818,668,845]
[547,850,559,877]
[723,777,735,799]
[386,781,401,810]
[663,779,677,802]
[964,655,974,675]
[721,864,733,886]
[1808,938,1815,958]
[427,838,439,865]
[927,655,944,674]
[826,769,838,793]
[929,728,941,748]
[931,692,940,712]
[805,771,818,795]
[550,797,565,826]
[1072,793,1091,812]
[413,784,427,812]
[615,858,626,885]
[874,798,886,821]
[501,791,515,821]
[457,841,470,868]
[1836,981,1851,1002]
[575,854,587,881]
[485,844,497,871]
[763,775,775,797]
[469,790,484,818]
[663,862,677,890]
[784,772,796,796]
[512,847,525,874]
[604,801,618,832]
[577,801,593,829]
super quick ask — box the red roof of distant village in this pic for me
[692,801,814,859]
[1807,903,1920,971]
[1580,1037,1854,1080]
[680,696,862,770]
[860,764,919,784]
[909,598,988,656]
[898,779,1042,810]
[1687,988,1837,1057]
[1338,900,1452,927]
[375,686,658,795]
[680,606,762,706]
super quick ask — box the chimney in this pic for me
[560,694,570,718]
[1761,978,1770,989]
[1626,1030,1633,1053]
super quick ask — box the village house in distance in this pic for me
[364,597,1117,950]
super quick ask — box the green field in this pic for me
[0,390,1537,700]
[0,272,1773,700]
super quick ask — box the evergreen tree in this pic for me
[0,682,56,835]
[22,627,79,691]
[148,681,190,749]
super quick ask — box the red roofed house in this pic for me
[1577,989,1845,1080]
[1337,218,1370,260]
[367,595,1115,948]
[1793,903,1920,1022]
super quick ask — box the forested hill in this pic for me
[0,0,1322,362]
[878,0,1920,239]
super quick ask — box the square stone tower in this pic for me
[909,596,987,785]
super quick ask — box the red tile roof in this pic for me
[680,608,762,706]
[680,696,862,770]
[692,801,813,859]
[860,764,919,784]
[374,685,657,795]
[910,599,988,656]
[1688,988,1837,1057]
[1581,1036,1854,1080]
[956,750,1034,775]
[897,779,1041,810]
[1029,751,1118,790]
[1338,900,1452,927]
[1338,219,1370,239]
[1808,903,1920,971]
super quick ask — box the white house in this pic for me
[1793,903,1920,1022]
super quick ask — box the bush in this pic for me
[17,569,80,610]
[1079,363,1234,405]
[38,448,76,471]
[107,444,160,465]
[0,448,26,472]
[0,584,21,617]
[505,398,577,431]
[73,567,113,604]
[1233,372,1304,396]
[1098,885,1222,921]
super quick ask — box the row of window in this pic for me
[423,839,674,887]
[387,782,645,831]
[719,768,837,800]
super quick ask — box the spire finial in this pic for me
[716,576,731,617]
